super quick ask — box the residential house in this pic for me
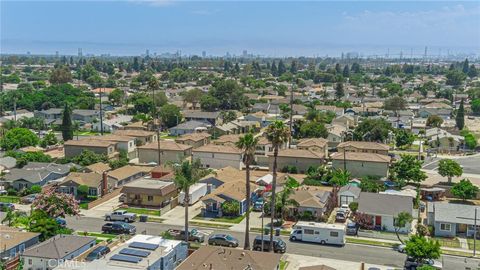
[22,235,96,270]
[338,184,361,206]
[0,156,16,174]
[169,120,211,136]
[427,202,479,238]
[93,135,138,160]
[57,172,114,197]
[213,134,242,146]
[337,141,390,155]
[251,103,271,113]
[176,246,282,270]
[0,227,40,268]
[214,122,239,135]
[332,115,356,129]
[315,105,344,117]
[357,192,414,233]
[4,162,77,190]
[292,104,308,115]
[202,180,258,217]
[290,187,332,220]
[193,144,243,169]
[34,108,63,122]
[331,152,390,178]
[268,149,324,173]
[183,110,222,126]
[174,133,211,149]
[121,178,177,208]
[64,139,117,159]
[418,108,452,119]
[325,124,347,149]
[113,130,157,146]
[244,111,272,127]
[428,133,464,152]
[72,109,100,123]
[84,162,110,174]
[296,138,329,157]
[93,114,132,132]
[137,141,192,164]
[107,165,151,187]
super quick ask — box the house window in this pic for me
[148,196,154,201]
[330,231,339,237]
[440,223,451,231]
[29,259,32,265]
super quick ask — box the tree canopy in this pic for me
[438,159,462,184]
[451,179,479,201]
[0,128,39,150]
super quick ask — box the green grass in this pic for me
[189,221,232,229]
[434,237,461,248]
[79,202,89,210]
[193,214,245,224]
[118,207,161,216]
[279,260,289,270]
[467,238,480,250]
[346,237,396,248]
[0,196,20,203]
[250,227,291,236]
[74,131,104,136]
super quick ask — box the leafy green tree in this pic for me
[359,177,385,192]
[77,185,89,198]
[330,169,350,186]
[5,151,52,168]
[348,202,358,213]
[266,120,290,251]
[464,132,478,149]
[61,103,73,141]
[221,201,241,216]
[71,150,108,166]
[182,88,204,109]
[200,94,220,111]
[468,64,478,78]
[393,155,427,187]
[109,150,129,169]
[451,179,479,201]
[29,185,42,194]
[40,131,58,148]
[438,159,463,184]
[426,115,443,128]
[159,104,182,128]
[462,58,469,74]
[208,80,247,111]
[108,88,124,106]
[298,121,328,138]
[445,70,466,87]
[472,99,480,115]
[276,186,299,222]
[405,235,441,264]
[353,118,392,142]
[220,110,237,123]
[335,82,345,100]
[456,98,465,130]
[173,159,210,243]
[394,212,413,244]
[395,129,415,148]
[343,65,350,77]
[0,128,39,150]
[384,96,406,115]
[28,210,73,241]
[236,133,258,250]
[277,60,287,76]
[49,66,72,84]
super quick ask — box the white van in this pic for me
[290,221,346,246]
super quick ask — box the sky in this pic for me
[1,0,479,57]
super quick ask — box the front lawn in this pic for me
[193,214,245,224]
[188,221,232,229]
[77,232,116,243]
[118,207,161,216]
[434,237,461,248]
[0,195,20,203]
[279,260,289,270]
[79,202,89,210]
[346,237,396,248]
[467,238,480,250]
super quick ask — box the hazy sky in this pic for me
[1,0,479,57]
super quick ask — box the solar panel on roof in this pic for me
[119,248,150,258]
[110,254,142,264]
[128,242,159,250]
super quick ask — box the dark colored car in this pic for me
[346,222,358,235]
[85,246,111,261]
[404,256,443,269]
[102,222,136,235]
[208,234,239,247]
[0,202,15,212]
[167,228,205,243]
[55,218,66,227]
[252,236,286,253]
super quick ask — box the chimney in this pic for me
[102,171,108,197]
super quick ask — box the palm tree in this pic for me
[235,133,259,250]
[276,186,299,223]
[265,120,290,252]
[173,159,210,243]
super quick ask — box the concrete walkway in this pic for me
[80,194,121,218]
[458,237,469,249]
[284,253,394,270]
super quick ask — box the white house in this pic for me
[192,144,243,169]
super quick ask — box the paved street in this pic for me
[423,155,480,174]
[65,216,480,270]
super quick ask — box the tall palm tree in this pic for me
[265,120,290,252]
[173,159,210,243]
[235,133,259,250]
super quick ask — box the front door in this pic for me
[375,216,382,226]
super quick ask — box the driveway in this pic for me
[161,201,203,226]
[81,194,121,218]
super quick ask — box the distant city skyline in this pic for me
[1,1,479,57]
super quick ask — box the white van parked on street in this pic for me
[290,221,346,246]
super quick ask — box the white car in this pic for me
[396,244,406,253]
[337,204,350,215]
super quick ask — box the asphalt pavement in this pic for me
[422,155,480,175]
[65,216,480,270]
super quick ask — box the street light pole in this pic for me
[261,198,265,251]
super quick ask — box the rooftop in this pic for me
[331,152,390,163]
[0,226,39,252]
[22,234,95,259]
[137,141,192,151]
[193,144,242,154]
[121,178,176,196]
[337,141,390,151]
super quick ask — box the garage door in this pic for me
[340,195,354,205]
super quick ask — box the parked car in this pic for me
[102,222,136,235]
[404,256,442,269]
[20,194,38,204]
[346,222,358,236]
[252,198,264,211]
[338,204,350,215]
[208,234,239,247]
[0,202,15,212]
[395,244,406,253]
[85,246,111,261]
[335,212,347,222]
[55,217,67,227]
[105,210,136,223]
[167,228,205,243]
[252,236,286,253]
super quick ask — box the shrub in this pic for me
[349,202,358,213]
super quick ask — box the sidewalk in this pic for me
[284,253,394,270]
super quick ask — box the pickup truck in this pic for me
[104,210,137,223]
[167,228,205,243]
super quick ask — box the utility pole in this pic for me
[151,85,161,167]
[99,86,104,135]
[288,82,294,148]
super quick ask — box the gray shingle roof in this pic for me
[4,162,77,184]
[22,235,95,259]
[432,202,478,225]
[357,192,413,217]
